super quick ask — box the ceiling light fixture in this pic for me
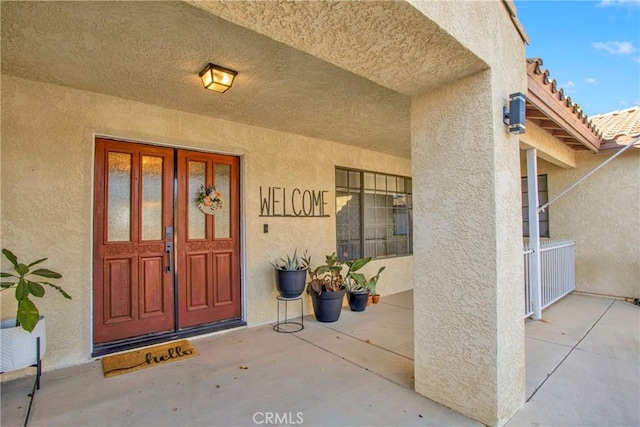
[199,63,237,93]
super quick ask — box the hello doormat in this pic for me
[101,340,198,378]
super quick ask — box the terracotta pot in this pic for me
[367,295,373,306]
[371,294,381,304]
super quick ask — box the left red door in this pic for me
[93,139,175,343]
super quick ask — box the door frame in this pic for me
[90,134,247,357]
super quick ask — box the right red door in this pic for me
[176,150,241,328]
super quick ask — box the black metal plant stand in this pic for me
[23,337,42,427]
[273,295,304,333]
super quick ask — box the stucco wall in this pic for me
[410,1,526,425]
[520,120,576,169]
[524,150,640,299]
[0,75,413,371]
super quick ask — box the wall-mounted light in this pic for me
[199,63,237,93]
[503,92,526,134]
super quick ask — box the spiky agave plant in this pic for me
[0,249,71,332]
[271,249,305,271]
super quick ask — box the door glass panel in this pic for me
[188,161,206,240]
[141,156,163,241]
[107,152,131,242]
[214,163,231,238]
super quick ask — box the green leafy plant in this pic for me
[303,253,384,295]
[363,266,385,296]
[271,249,305,271]
[344,257,372,293]
[302,252,345,295]
[1,249,71,332]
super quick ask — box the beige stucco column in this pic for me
[411,69,525,426]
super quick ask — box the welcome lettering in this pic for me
[259,187,329,217]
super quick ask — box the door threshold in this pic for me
[92,319,246,358]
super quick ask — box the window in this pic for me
[336,168,413,261]
[522,174,549,237]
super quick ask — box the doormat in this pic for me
[102,340,198,378]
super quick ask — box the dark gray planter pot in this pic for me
[275,269,306,298]
[347,291,370,312]
[309,288,345,322]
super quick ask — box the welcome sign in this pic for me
[259,186,330,217]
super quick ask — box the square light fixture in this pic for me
[199,63,237,93]
[503,92,526,134]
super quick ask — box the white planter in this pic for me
[0,316,47,372]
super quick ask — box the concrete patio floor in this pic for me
[1,291,638,426]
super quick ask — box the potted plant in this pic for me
[344,257,373,312]
[302,252,346,322]
[366,266,385,304]
[271,249,306,299]
[345,278,370,312]
[0,249,71,372]
[345,259,385,310]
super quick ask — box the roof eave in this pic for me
[526,73,601,153]
[598,138,640,152]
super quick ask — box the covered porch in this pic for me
[2,1,528,424]
[520,58,639,322]
[2,291,638,426]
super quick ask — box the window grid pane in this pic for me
[349,171,360,189]
[336,183,362,260]
[336,167,412,261]
[522,174,549,238]
[363,172,375,190]
[335,169,348,188]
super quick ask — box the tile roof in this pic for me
[526,58,639,153]
[526,58,602,151]
[590,106,640,145]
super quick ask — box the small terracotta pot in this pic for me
[371,294,381,304]
[367,295,373,306]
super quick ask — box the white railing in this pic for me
[540,240,576,309]
[523,246,534,318]
[524,240,576,318]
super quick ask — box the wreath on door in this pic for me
[194,184,223,215]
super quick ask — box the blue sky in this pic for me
[514,0,640,116]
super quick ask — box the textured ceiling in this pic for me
[188,0,487,97]
[1,1,485,159]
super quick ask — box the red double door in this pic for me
[93,138,241,344]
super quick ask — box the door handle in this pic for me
[165,242,174,273]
